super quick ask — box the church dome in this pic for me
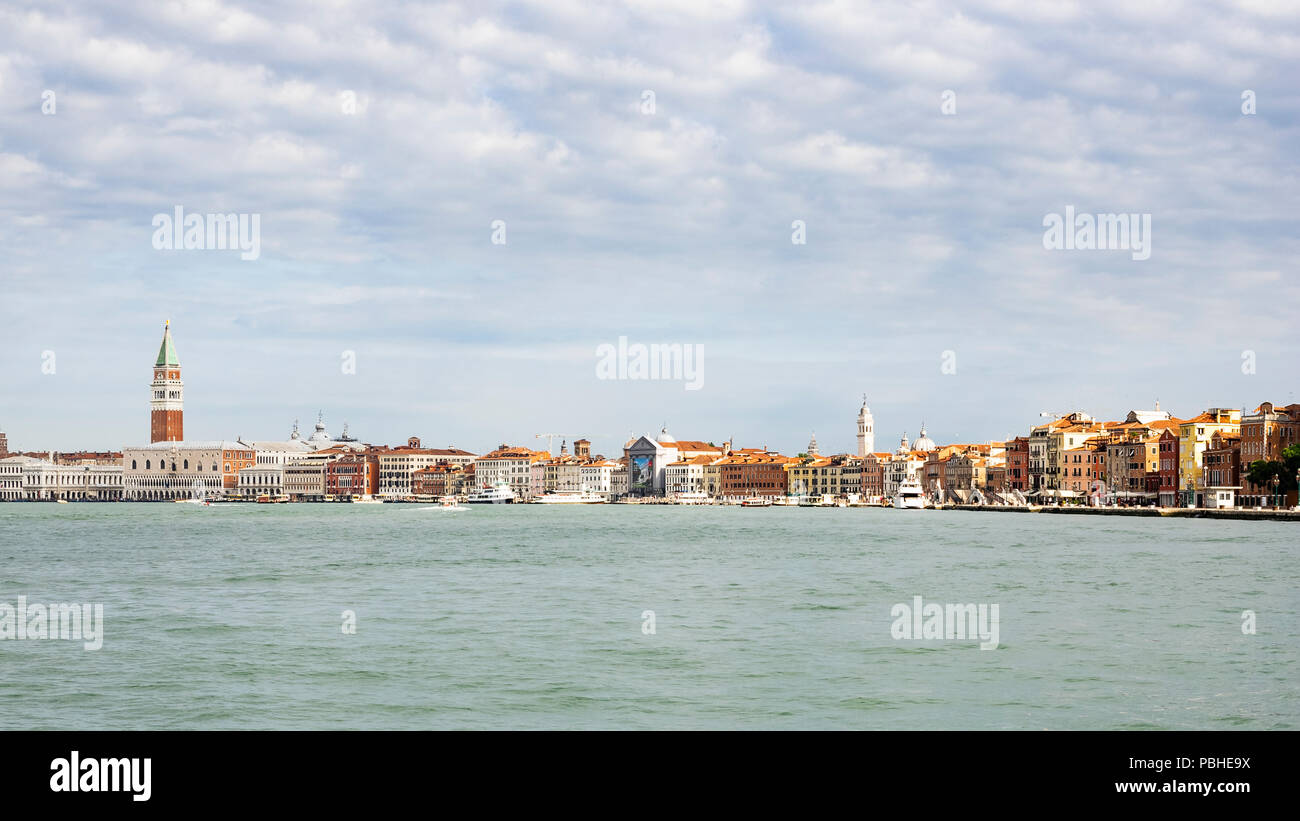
[656,427,676,445]
[306,416,332,446]
[913,423,936,452]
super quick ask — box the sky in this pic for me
[1,0,1297,458]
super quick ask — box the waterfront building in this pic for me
[326,453,379,499]
[1178,408,1242,506]
[412,462,465,498]
[1201,431,1242,509]
[149,322,184,443]
[474,444,550,501]
[857,396,875,457]
[1157,429,1180,507]
[1239,402,1300,507]
[609,460,628,499]
[665,454,717,497]
[624,428,724,496]
[283,448,351,501]
[236,464,285,499]
[717,451,794,500]
[122,441,254,500]
[1003,436,1029,491]
[579,460,619,499]
[1045,417,1102,491]
[1061,441,1103,495]
[20,460,124,501]
[860,452,888,503]
[0,455,39,500]
[1104,435,1160,505]
[378,445,477,498]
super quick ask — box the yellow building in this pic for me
[1178,408,1241,505]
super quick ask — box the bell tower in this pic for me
[857,394,874,457]
[150,321,184,443]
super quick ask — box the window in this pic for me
[145,460,151,470]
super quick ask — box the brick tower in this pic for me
[150,321,184,443]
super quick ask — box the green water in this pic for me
[0,503,1294,729]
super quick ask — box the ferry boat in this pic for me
[672,491,710,505]
[256,494,289,504]
[740,496,773,507]
[467,479,516,504]
[892,476,928,509]
[532,488,608,504]
[349,495,383,504]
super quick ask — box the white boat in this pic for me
[467,479,516,504]
[892,476,928,509]
[437,495,469,511]
[672,491,710,505]
[350,495,383,504]
[740,497,772,507]
[532,488,608,504]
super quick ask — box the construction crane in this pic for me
[535,433,562,456]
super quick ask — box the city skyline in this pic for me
[0,319,1293,461]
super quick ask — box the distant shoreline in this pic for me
[4,499,1297,520]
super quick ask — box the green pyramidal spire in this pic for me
[155,321,180,366]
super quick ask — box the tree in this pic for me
[1245,459,1279,490]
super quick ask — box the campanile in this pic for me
[150,321,184,443]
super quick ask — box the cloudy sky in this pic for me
[1,0,1297,456]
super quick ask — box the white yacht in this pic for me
[892,476,928,509]
[531,489,608,504]
[467,479,516,504]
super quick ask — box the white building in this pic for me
[236,464,286,499]
[665,455,716,497]
[579,460,619,499]
[379,445,477,498]
[122,441,253,500]
[0,455,41,501]
[474,445,549,501]
[1,457,125,501]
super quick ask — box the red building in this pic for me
[1239,402,1300,507]
[718,453,793,498]
[1157,429,1179,506]
[326,453,379,498]
[1202,431,1241,507]
[860,453,887,501]
[412,463,464,497]
[1003,436,1029,491]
